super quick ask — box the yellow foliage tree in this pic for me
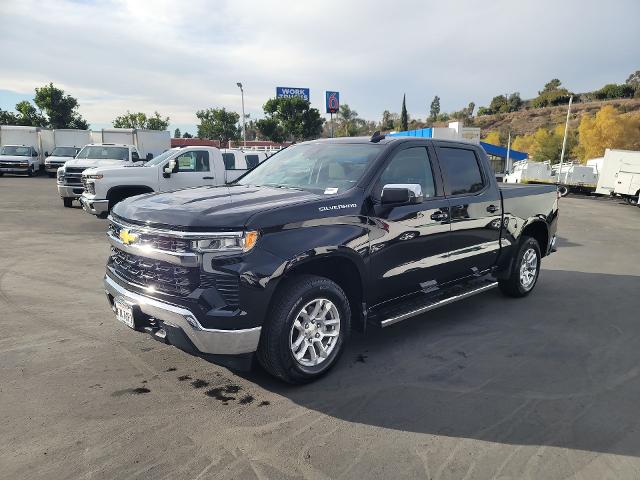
[482,131,501,145]
[512,133,535,154]
[575,105,640,160]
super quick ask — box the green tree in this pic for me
[336,104,362,136]
[380,110,397,131]
[400,94,409,131]
[174,128,181,138]
[593,84,634,100]
[196,108,241,147]
[113,111,169,130]
[0,109,19,125]
[429,95,440,121]
[182,131,193,138]
[34,83,88,129]
[531,79,572,108]
[489,95,508,114]
[256,97,323,142]
[15,101,47,126]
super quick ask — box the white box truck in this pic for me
[44,129,92,176]
[0,126,43,174]
[595,149,640,196]
[91,128,170,159]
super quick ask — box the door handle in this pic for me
[430,211,448,221]
[202,176,214,179]
[486,204,500,213]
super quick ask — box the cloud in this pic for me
[1,0,639,130]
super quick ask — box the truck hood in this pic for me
[113,184,320,230]
[83,163,147,177]
[64,158,128,169]
[0,155,31,162]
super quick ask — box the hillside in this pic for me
[468,98,640,136]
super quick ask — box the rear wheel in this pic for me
[498,236,541,298]
[257,274,350,384]
[558,185,569,197]
[62,197,73,208]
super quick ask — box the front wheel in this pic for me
[257,274,350,384]
[62,197,73,208]
[558,185,569,197]
[498,236,541,298]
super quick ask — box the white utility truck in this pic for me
[0,145,41,176]
[0,126,43,173]
[80,146,250,217]
[220,149,268,171]
[504,160,553,184]
[44,146,82,177]
[596,149,640,199]
[613,159,640,205]
[57,143,144,208]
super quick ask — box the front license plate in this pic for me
[114,297,134,328]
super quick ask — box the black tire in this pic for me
[27,166,34,177]
[558,185,569,197]
[498,236,541,298]
[257,274,351,384]
[47,172,56,178]
[63,197,73,208]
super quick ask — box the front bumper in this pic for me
[45,163,65,173]
[104,274,262,355]
[0,165,30,173]
[57,184,85,198]
[80,195,109,215]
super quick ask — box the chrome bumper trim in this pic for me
[107,232,200,267]
[104,275,260,355]
[57,184,84,198]
[80,196,109,216]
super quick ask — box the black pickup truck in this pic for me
[104,135,558,383]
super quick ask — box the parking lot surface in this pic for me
[1,176,640,479]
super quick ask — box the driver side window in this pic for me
[374,147,436,201]
[175,151,210,172]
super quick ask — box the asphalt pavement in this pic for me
[1,175,640,479]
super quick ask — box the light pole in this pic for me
[236,82,246,148]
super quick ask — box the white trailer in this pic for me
[134,129,170,159]
[504,160,553,184]
[90,128,169,159]
[595,149,640,196]
[552,163,598,187]
[53,129,92,149]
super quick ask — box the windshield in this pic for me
[144,149,175,167]
[51,147,79,157]
[236,143,382,193]
[76,146,129,161]
[0,146,31,156]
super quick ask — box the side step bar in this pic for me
[378,280,499,328]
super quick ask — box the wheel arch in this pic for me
[521,219,549,258]
[276,251,367,332]
[106,185,154,204]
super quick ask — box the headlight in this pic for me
[192,231,259,255]
[84,174,103,179]
[57,169,65,182]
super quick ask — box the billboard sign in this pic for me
[325,91,340,114]
[276,87,310,101]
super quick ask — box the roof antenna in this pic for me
[370,131,385,143]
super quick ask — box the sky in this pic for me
[1,0,639,134]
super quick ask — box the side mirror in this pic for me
[381,184,423,205]
[45,151,49,157]
[146,153,153,161]
[33,151,39,157]
[163,159,177,178]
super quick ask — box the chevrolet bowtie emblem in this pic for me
[119,229,138,245]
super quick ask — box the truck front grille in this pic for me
[65,167,86,185]
[110,247,199,296]
[108,222,191,253]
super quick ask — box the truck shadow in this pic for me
[241,269,640,458]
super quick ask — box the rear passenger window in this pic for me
[222,153,235,170]
[438,148,484,195]
[245,154,259,169]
